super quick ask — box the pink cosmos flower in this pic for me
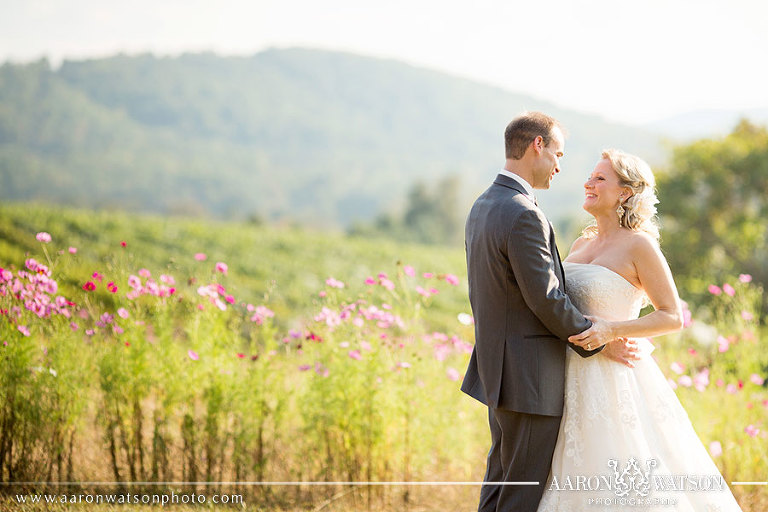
[82,281,96,292]
[325,277,345,289]
[416,286,431,297]
[693,369,709,392]
[687,348,697,355]
[92,272,103,282]
[237,353,245,359]
[723,283,735,296]
[348,350,362,360]
[299,364,311,371]
[68,247,77,254]
[677,375,693,387]
[745,425,760,438]
[18,325,30,337]
[446,367,461,381]
[160,274,175,285]
[726,384,738,394]
[128,275,142,290]
[70,322,79,331]
[364,277,376,285]
[361,341,372,351]
[739,274,752,283]
[194,253,207,261]
[107,282,118,293]
[708,285,722,295]
[717,336,729,353]
[117,308,129,319]
[251,305,275,325]
[444,274,460,286]
[750,373,764,386]
[681,303,693,328]
[404,265,416,277]
[120,241,127,247]
[670,362,685,375]
[36,232,51,243]
[709,441,722,458]
[315,362,329,377]
[742,311,754,321]
[188,350,199,361]
[215,262,228,275]
[423,272,433,279]
[138,269,151,278]
[380,278,395,291]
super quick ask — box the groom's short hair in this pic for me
[505,112,563,160]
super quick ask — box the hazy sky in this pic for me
[3,0,766,124]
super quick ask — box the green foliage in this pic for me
[657,120,768,314]
[0,50,663,230]
[1,202,765,510]
[351,175,464,245]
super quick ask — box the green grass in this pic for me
[0,202,766,511]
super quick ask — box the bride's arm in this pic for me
[569,232,684,347]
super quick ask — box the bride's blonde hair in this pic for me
[582,149,660,241]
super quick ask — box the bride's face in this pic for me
[583,158,629,215]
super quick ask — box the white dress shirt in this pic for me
[498,169,536,203]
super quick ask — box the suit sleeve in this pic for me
[506,207,602,357]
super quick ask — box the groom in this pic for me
[461,112,626,512]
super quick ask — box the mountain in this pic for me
[0,48,664,229]
[645,108,768,141]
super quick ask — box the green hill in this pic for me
[0,201,468,329]
[0,48,663,228]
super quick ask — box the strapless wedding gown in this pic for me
[537,263,743,511]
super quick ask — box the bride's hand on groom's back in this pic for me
[600,338,641,368]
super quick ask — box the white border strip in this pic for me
[731,482,768,486]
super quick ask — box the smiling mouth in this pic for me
[585,193,596,198]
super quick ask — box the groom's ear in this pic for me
[532,136,544,154]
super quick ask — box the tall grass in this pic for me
[0,203,765,510]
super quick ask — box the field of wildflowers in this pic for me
[0,203,766,511]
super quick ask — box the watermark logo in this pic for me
[548,457,727,507]
[610,457,657,497]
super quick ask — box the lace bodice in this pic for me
[563,262,647,321]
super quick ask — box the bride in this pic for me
[536,149,743,511]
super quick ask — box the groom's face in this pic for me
[532,127,565,190]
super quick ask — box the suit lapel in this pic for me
[548,222,567,293]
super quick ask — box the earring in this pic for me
[617,202,625,220]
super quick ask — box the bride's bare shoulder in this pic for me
[625,230,665,264]
[568,235,590,253]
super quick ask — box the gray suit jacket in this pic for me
[460,174,601,416]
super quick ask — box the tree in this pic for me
[349,175,464,246]
[657,120,768,313]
